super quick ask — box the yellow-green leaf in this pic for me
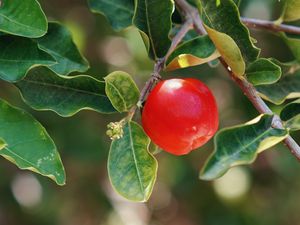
[166,35,220,71]
[280,0,300,22]
[205,24,245,76]
[108,121,158,202]
[104,71,140,112]
[196,0,260,77]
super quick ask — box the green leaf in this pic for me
[108,121,157,202]
[281,99,300,121]
[133,0,174,59]
[280,99,300,131]
[281,33,300,63]
[246,58,282,85]
[200,114,288,180]
[16,67,116,117]
[166,35,220,71]
[196,0,260,76]
[256,71,300,105]
[0,0,47,38]
[269,58,300,75]
[0,35,56,82]
[88,0,134,31]
[104,71,140,112]
[280,0,300,22]
[0,98,65,185]
[37,22,89,75]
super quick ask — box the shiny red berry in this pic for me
[142,78,219,155]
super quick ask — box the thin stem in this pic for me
[175,0,300,161]
[175,0,206,35]
[241,17,300,35]
[176,0,300,35]
[165,19,193,60]
[137,18,193,105]
[128,17,193,120]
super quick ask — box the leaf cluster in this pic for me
[1,0,300,202]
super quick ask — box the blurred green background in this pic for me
[1,0,300,224]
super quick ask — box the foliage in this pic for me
[1,0,300,204]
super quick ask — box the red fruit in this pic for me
[142,78,218,155]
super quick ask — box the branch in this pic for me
[241,17,300,35]
[175,0,206,35]
[128,15,193,120]
[128,12,193,121]
[219,58,300,160]
[175,0,300,161]
[176,0,300,35]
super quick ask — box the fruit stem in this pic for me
[174,0,300,161]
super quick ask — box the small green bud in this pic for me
[106,120,124,140]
